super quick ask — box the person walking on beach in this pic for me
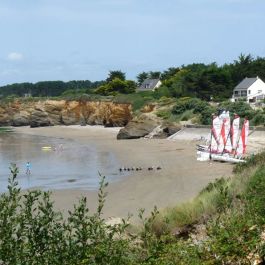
[26,161,31,175]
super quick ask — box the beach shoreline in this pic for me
[13,125,238,221]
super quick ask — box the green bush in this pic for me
[199,106,215,125]
[156,110,171,120]
[113,93,155,111]
[180,110,193,121]
[245,166,265,219]
[95,78,136,95]
[172,98,210,115]
[0,165,135,265]
[251,112,265,126]
[220,101,255,119]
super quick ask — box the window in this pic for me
[144,84,150,89]
[241,91,247,97]
[248,90,251,94]
[234,91,239,97]
[258,90,262,93]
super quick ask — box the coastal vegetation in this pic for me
[1,54,265,128]
[169,97,265,126]
[1,54,265,101]
[1,153,265,264]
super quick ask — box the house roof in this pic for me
[235,77,259,90]
[139,79,160,90]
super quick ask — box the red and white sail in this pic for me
[197,111,249,163]
[218,111,232,153]
[210,115,222,153]
[236,119,249,156]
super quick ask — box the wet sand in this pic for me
[14,126,235,221]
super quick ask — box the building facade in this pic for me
[231,77,265,103]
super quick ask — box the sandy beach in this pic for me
[13,125,256,222]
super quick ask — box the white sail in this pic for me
[223,113,232,153]
[210,115,222,153]
[231,115,240,150]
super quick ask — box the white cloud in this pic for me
[7,52,23,61]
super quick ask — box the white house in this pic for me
[137,79,162,92]
[231,76,265,103]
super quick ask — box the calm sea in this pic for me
[0,133,123,192]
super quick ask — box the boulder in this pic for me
[117,114,160,139]
[162,123,182,137]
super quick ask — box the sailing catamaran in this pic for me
[197,111,249,163]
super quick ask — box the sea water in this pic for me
[0,133,123,192]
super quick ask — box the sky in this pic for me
[0,0,264,86]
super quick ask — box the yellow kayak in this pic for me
[42,146,52,150]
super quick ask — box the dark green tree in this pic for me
[136,72,149,85]
[95,79,136,95]
[231,54,254,83]
[149,71,161,79]
[106,70,126,82]
[160,67,180,80]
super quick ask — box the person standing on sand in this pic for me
[26,161,31,175]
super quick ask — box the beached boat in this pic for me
[197,111,249,163]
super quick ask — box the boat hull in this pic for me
[197,150,245,163]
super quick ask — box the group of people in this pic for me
[119,166,162,172]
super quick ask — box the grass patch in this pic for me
[152,152,265,236]
[149,154,265,264]
[152,177,230,235]
[156,110,171,120]
[113,92,156,111]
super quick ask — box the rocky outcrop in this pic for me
[0,100,132,128]
[12,111,30,126]
[117,113,161,139]
[30,110,51,128]
[117,114,182,140]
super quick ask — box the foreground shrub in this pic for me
[0,165,135,265]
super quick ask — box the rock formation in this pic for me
[0,100,132,127]
[117,114,160,139]
[117,114,182,140]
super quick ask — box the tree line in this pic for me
[0,80,104,98]
[138,54,265,101]
[1,54,265,100]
